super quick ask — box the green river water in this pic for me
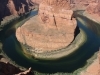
[0,10,100,73]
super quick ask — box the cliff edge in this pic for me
[16,0,77,53]
[0,0,39,22]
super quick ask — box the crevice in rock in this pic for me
[74,25,80,39]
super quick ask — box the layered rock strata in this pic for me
[16,0,77,53]
[84,1,100,15]
[83,0,100,23]
[0,0,99,22]
[70,0,99,10]
[7,0,18,15]
[0,0,37,22]
[0,57,33,75]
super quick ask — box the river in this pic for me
[0,10,100,73]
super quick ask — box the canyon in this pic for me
[16,0,77,52]
[0,0,99,22]
[0,0,100,75]
[0,0,39,23]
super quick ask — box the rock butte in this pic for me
[16,0,77,53]
[0,0,100,75]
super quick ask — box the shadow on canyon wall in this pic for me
[0,0,35,23]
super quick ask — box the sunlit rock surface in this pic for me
[16,0,77,53]
[83,0,100,23]
[70,0,99,10]
[0,0,36,22]
[1,0,100,75]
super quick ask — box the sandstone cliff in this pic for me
[1,0,99,22]
[85,0,100,15]
[0,55,33,75]
[83,0,100,23]
[16,0,77,52]
[0,0,38,22]
[0,43,33,75]
[0,62,21,75]
[70,0,99,10]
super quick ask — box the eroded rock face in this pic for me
[15,67,32,75]
[0,62,33,75]
[0,55,33,75]
[0,0,36,22]
[0,62,21,75]
[11,0,33,15]
[85,3,98,14]
[83,0,100,22]
[7,0,18,15]
[38,0,73,29]
[85,0,100,15]
[70,0,99,10]
[16,0,77,52]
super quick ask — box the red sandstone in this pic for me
[16,0,77,52]
[4,0,100,75]
[7,0,18,15]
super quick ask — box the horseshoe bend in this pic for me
[0,0,100,75]
[16,0,79,57]
[13,0,100,73]
[15,0,100,60]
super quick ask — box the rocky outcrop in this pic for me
[15,67,32,75]
[0,55,33,75]
[83,0,100,23]
[7,0,18,15]
[85,0,100,15]
[0,62,21,75]
[0,0,38,22]
[70,0,99,10]
[38,0,73,29]
[16,0,77,53]
[1,0,99,22]
[0,62,33,75]
[8,0,36,15]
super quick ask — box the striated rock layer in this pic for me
[83,0,100,23]
[0,56,33,75]
[0,0,38,22]
[70,0,99,10]
[16,0,77,53]
[84,0,100,15]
